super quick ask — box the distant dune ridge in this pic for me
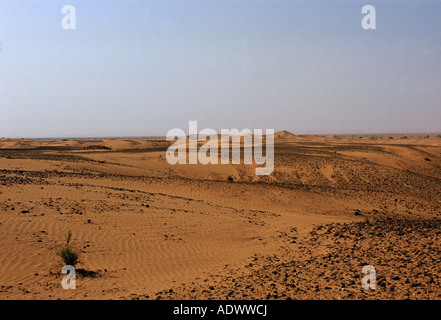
[272,130,297,141]
[2,132,440,150]
[270,131,325,142]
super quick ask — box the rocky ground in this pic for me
[153,218,441,300]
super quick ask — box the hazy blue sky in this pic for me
[1,0,440,138]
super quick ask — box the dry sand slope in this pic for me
[0,133,441,300]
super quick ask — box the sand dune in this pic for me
[1,134,441,299]
[273,130,297,141]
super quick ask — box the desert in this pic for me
[1,132,440,300]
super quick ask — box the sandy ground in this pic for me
[0,132,441,299]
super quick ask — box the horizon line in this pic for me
[1,131,441,140]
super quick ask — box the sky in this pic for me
[0,0,440,138]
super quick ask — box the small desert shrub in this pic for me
[400,136,408,139]
[227,175,234,182]
[388,137,394,140]
[438,135,441,139]
[56,247,79,266]
[5,154,12,159]
[55,230,79,266]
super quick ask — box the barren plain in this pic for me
[1,132,440,299]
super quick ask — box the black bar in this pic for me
[0,300,438,319]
